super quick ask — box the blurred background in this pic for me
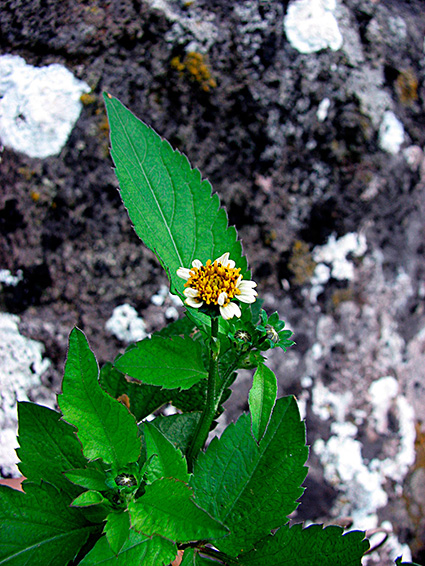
[1,0,425,563]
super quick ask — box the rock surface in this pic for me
[1,0,425,562]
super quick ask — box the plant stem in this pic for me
[187,317,220,472]
[198,546,240,565]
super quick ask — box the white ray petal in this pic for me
[177,267,191,280]
[220,302,241,320]
[218,291,228,306]
[237,280,257,290]
[184,287,200,298]
[185,297,203,308]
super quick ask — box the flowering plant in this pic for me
[0,95,416,566]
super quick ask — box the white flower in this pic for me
[176,252,257,320]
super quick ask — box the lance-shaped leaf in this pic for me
[58,328,141,470]
[190,396,308,556]
[237,523,369,565]
[104,93,248,296]
[71,490,107,507]
[64,468,108,492]
[78,530,177,566]
[114,335,207,390]
[142,421,189,483]
[0,481,97,566]
[16,402,88,499]
[248,363,277,443]
[129,477,228,543]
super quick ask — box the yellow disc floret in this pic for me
[185,259,241,307]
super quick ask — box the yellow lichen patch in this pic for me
[80,92,97,105]
[30,190,41,202]
[18,167,37,181]
[171,52,217,92]
[395,69,418,106]
[331,287,354,308]
[288,240,317,286]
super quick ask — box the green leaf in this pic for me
[248,364,277,442]
[99,363,171,421]
[395,560,422,566]
[100,363,207,421]
[237,524,369,565]
[64,468,108,492]
[190,396,308,556]
[103,511,130,555]
[71,490,107,507]
[151,413,201,455]
[78,530,177,566]
[142,422,189,482]
[156,316,196,338]
[58,328,141,470]
[0,481,98,566]
[103,93,248,297]
[16,402,88,499]
[114,335,207,390]
[128,477,228,543]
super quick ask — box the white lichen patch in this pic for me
[145,0,217,51]
[151,284,183,308]
[346,66,392,129]
[379,111,405,155]
[284,0,343,54]
[312,374,416,530]
[368,376,416,484]
[105,304,148,343]
[317,97,331,122]
[0,54,90,158]
[0,268,23,287]
[0,313,51,477]
[309,232,367,301]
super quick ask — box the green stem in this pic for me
[187,317,220,471]
[198,546,240,564]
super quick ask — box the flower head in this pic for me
[256,310,295,351]
[177,252,257,320]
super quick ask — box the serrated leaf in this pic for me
[103,94,248,297]
[103,511,130,555]
[142,422,189,483]
[128,477,228,543]
[0,482,97,566]
[64,468,108,492]
[237,524,369,565]
[58,328,141,470]
[78,530,176,566]
[248,364,277,443]
[16,402,87,499]
[71,490,107,507]
[114,335,207,390]
[190,396,308,556]
[151,413,201,455]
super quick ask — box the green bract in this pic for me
[2,93,408,566]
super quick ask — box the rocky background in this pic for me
[1,0,425,563]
